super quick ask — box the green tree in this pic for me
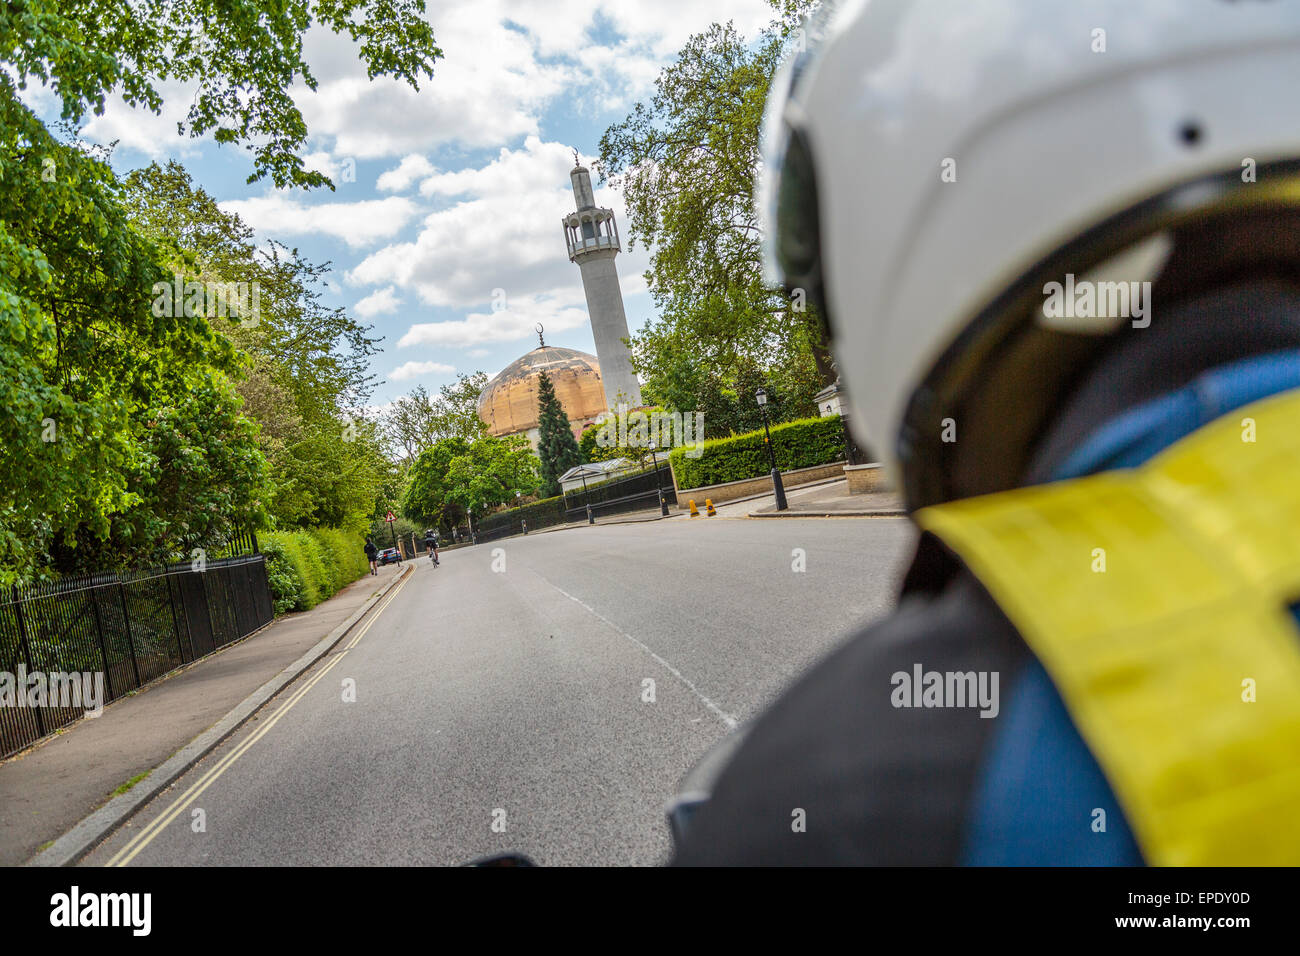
[0,125,266,579]
[597,3,833,407]
[382,371,489,462]
[535,372,582,497]
[579,425,617,464]
[120,162,387,532]
[443,435,540,513]
[384,385,442,462]
[436,371,490,442]
[401,436,471,531]
[401,434,539,530]
[5,0,442,189]
[0,1,438,582]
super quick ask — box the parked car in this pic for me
[378,547,401,565]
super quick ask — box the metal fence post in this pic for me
[204,571,218,650]
[88,589,115,701]
[13,593,44,738]
[165,572,188,664]
[118,583,142,689]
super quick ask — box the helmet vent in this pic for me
[1178,120,1204,148]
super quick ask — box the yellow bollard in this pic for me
[688,498,699,517]
[705,498,717,516]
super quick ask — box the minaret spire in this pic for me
[561,160,643,410]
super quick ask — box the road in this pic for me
[84,515,915,866]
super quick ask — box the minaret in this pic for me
[563,157,642,410]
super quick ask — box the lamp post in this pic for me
[468,505,477,545]
[516,490,525,535]
[756,387,788,511]
[649,437,668,516]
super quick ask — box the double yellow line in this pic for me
[106,569,412,866]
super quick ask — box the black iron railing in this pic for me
[563,462,676,521]
[0,552,273,759]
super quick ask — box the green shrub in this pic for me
[261,526,371,614]
[669,415,846,490]
[296,533,330,605]
[314,527,366,589]
[262,531,316,610]
[260,536,306,615]
[308,528,340,594]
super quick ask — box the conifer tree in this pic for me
[536,372,583,497]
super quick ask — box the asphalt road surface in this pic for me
[85,515,914,866]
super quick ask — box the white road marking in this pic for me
[547,581,739,730]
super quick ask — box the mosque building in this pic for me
[476,333,607,445]
[476,156,642,447]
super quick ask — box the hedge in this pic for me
[669,415,846,490]
[261,527,371,615]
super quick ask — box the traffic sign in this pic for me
[385,511,396,523]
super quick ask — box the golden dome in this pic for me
[477,345,607,438]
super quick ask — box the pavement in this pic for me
[749,478,904,517]
[65,516,915,866]
[691,476,904,518]
[466,475,904,541]
[0,562,406,866]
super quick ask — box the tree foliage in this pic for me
[641,354,819,438]
[382,371,489,462]
[535,372,582,497]
[579,425,616,464]
[3,0,442,189]
[0,115,266,579]
[401,435,539,531]
[597,2,831,420]
[121,162,389,532]
[443,436,539,513]
[0,0,441,583]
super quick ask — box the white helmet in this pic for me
[760,0,1300,508]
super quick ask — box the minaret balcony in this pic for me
[563,209,623,261]
[565,232,621,261]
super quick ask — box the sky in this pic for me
[56,0,777,414]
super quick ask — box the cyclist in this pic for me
[423,528,440,566]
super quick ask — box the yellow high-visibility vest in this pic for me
[915,388,1300,865]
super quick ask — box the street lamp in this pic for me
[516,490,525,535]
[756,387,788,511]
[468,504,477,545]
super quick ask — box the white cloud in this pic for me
[350,136,649,319]
[295,7,573,160]
[76,80,201,160]
[397,290,591,349]
[219,195,419,248]
[355,285,403,318]
[300,150,341,179]
[292,0,772,162]
[55,0,772,172]
[389,360,457,380]
[377,154,438,192]
[418,135,569,198]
